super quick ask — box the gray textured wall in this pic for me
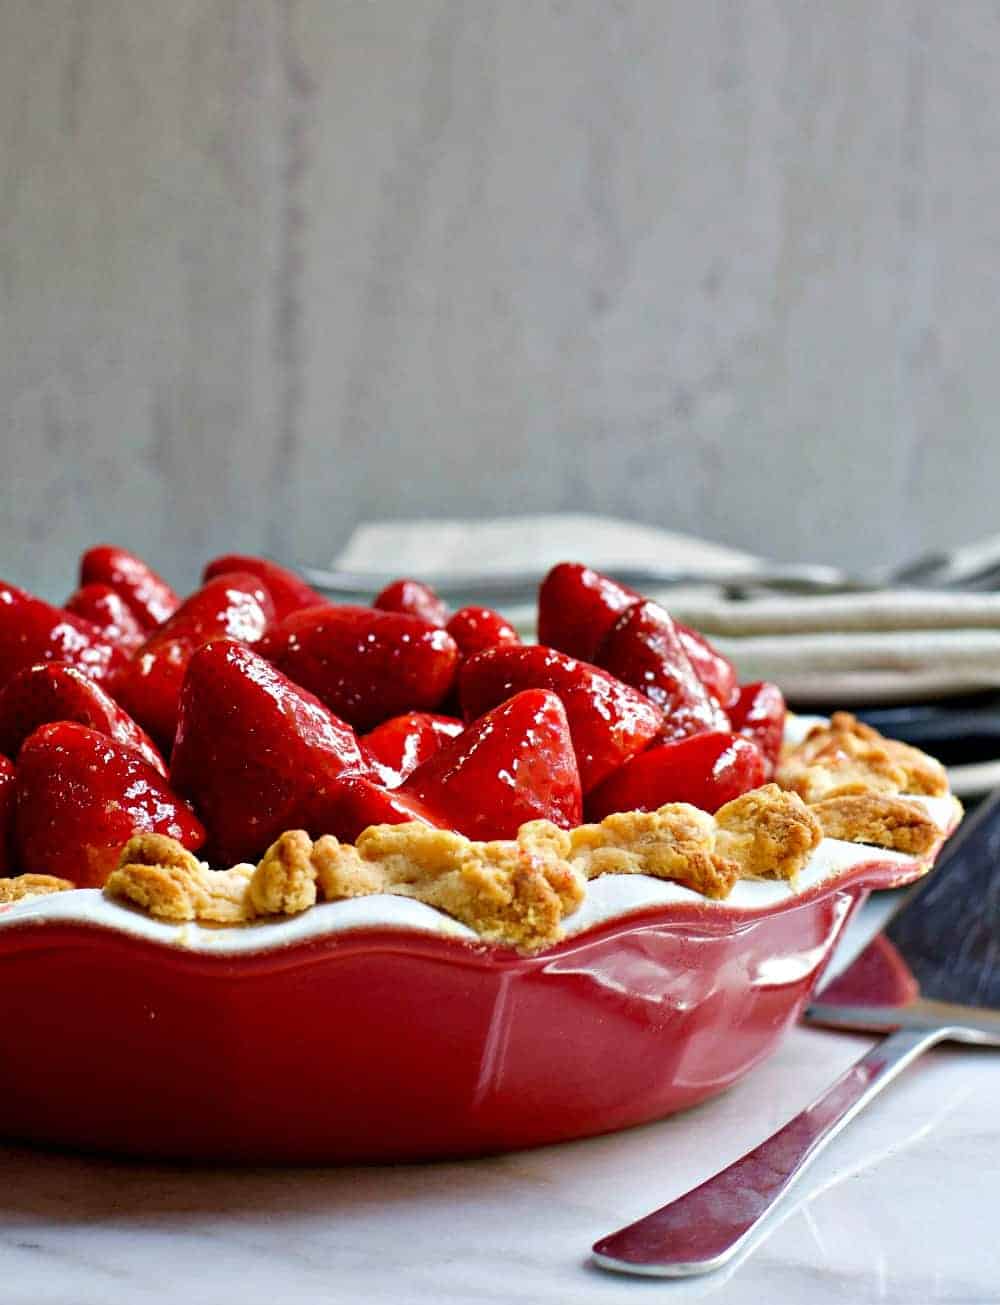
[2,1,998,600]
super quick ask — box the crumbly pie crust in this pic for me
[777,712,948,800]
[100,785,822,951]
[0,873,74,903]
[777,712,952,853]
[0,715,958,951]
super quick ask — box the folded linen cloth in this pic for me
[336,513,755,581]
[334,514,1000,707]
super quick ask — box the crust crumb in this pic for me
[0,874,74,903]
[249,830,317,916]
[312,822,585,950]
[778,713,947,802]
[106,833,254,924]
[566,786,821,896]
[809,794,940,855]
[715,785,823,883]
[568,805,740,899]
[775,714,951,854]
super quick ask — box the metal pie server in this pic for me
[592,792,1000,1278]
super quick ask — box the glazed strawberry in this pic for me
[374,579,448,628]
[79,545,179,630]
[537,563,639,662]
[676,623,738,709]
[261,607,458,732]
[170,640,370,864]
[64,583,146,653]
[142,571,275,649]
[728,681,786,776]
[459,645,663,793]
[111,572,275,750]
[402,689,582,840]
[108,644,188,754]
[445,606,520,659]
[0,582,126,690]
[15,721,205,887]
[596,600,729,740]
[0,754,14,874]
[362,713,464,786]
[0,664,166,775]
[321,774,446,844]
[586,732,768,820]
[202,555,327,621]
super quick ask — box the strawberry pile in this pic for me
[0,551,785,887]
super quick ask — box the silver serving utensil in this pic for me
[298,561,854,603]
[591,791,1000,1278]
[300,531,1000,604]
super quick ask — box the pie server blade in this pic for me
[806,785,1000,1036]
[592,791,1000,1278]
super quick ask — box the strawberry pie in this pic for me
[0,551,961,950]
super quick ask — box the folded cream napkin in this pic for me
[336,513,755,580]
[334,514,1000,706]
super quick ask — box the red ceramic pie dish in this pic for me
[0,551,963,1163]
[0,847,935,1165]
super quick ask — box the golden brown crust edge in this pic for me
[779,712,948,801]
[102,785,824,952]
[809,794,942,856]
[779,713,953,850]
[0,873,75,903]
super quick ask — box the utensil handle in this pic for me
[592,1025,948,1277]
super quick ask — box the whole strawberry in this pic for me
[0,663,166,774]
[111,572,275,750]
[586,732,767,820]
[0,582,126,690]
[402,689,582,840]
[202,555,327,621]
[597,600,729,740]
[15,722,205,886]
[261,606,458,732]
[79,545,180,629]
[374,578,448,628]
[170,640,371,864]
[445,606,520,659]
[459,644,662,793]
[537,563,639,662]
